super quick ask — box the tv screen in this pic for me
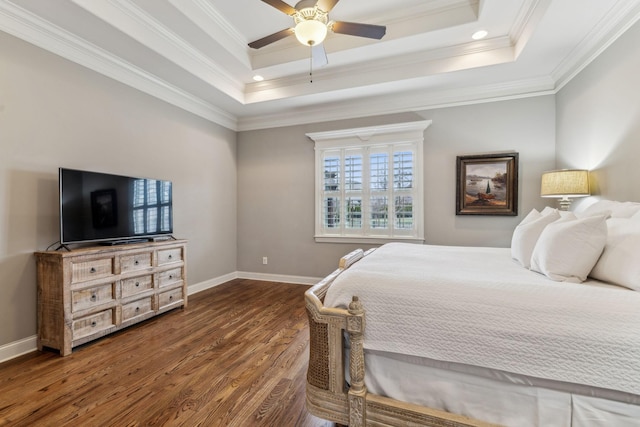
[59,168,173,245]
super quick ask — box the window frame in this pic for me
[308,120,432,244]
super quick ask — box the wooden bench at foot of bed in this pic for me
[304,249,497,427]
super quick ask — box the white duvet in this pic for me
[323,243,640,396]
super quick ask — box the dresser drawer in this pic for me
[158,288,183,309]
[71,283,115,312]
[121,275,153,298]
[157,248,182,265]
[120,252,152,273]
[71,258,114,283]
[122,297,154,321]
[73,309,115,340]
[158,267,182,287]
[36,240,187,356]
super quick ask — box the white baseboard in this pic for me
[187,271,238,295]
[1,271,321,364]
[236,271,321,285]
[187,271,320,295]
[0,335,38,364]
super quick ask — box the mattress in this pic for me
[324,242,640,397]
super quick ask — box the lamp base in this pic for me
[557,197,572,211]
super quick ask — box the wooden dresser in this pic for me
[35,239,187,356]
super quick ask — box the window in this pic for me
[308,120,431,243]
[132,179,172,235]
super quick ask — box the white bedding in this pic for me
[359,350,640,427]
[324,243,640,396]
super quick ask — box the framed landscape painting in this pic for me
[456,152,518,215]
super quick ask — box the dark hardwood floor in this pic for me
[0,279,338,427]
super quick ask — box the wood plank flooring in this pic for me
[0,279,338,427]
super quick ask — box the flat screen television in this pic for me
[59,168,173,245]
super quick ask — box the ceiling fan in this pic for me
[248,0,386,67]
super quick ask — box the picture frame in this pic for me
[456,152,518,216]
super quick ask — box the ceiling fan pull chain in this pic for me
[309,46,313,83]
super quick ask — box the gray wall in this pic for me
[237,97,557,278]
[4,16,638,352]
[556,19,640,205]
[0,32,238,347]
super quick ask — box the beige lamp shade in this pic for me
[540,169,590,211]
[540,169,590,197]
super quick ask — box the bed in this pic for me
[304,201,640,426]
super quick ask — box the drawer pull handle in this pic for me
[169,295,173,300]
[168,255,173,259]
[90,293,97,302]
[91,321,97,327]
[135,282,140,287]
[90,267,96,273]
[169,275,173,279]
[135,307,140,312]
[134,260,139,265]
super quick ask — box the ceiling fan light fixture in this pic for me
[293,6,328,46]
[248,0,386,51]
[295,19,327,45]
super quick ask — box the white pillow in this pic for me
[511,208,560,268]
[542,206,578,219]
[581,200,640,218]
[530,215,608,283]
[590,218,640,290]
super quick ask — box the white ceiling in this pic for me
[1,0,639,131]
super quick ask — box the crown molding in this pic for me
[359,0,478,25]
[238,76,555,131]
[250,0,480,70]
[246,36,514,104]
[167,0,251,68]
[0,0,238,130]
[552,0,640,92]
[2,0,637,133]
[71,0,245,102]
[307,120,432,143]
[510,0,552,57]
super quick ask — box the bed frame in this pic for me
[304,248,498,427]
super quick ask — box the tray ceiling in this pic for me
[1,0,639,130]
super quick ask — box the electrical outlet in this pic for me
[262,257,268,265]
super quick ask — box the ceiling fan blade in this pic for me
[261,0,297,15]
[312,44,328,67]
[317,0,339,12]
[248,28,295,49]
[331,21,386,39]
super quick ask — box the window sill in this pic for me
[314,236,425,245]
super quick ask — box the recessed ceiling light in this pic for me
[253,75,264,82]
[472,30,488,40]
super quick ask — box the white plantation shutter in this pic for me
[321,152,341,229]
[369,148,389,232]
[160,181,172,231]
[393,148,415,233]
[132,179,172,234]
[309,121,431,243]
[344,150,363,230]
